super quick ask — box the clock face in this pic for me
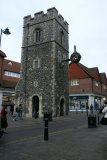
[70,52,81,63]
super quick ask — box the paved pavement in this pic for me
[0,111,107,160]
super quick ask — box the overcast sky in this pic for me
[0,0,107,74]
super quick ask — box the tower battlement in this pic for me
[23,7,68,30]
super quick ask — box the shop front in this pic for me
[69,95,89,111]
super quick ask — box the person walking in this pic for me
[19,104,23,120]
[90,104,93,114]
[100,103,107,125]
[13,106,19,121]
[9,103,14,116]
[0,106,8,133]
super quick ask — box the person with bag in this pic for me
[100,102,107,125]
[0,106,8,133]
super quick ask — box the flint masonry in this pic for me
[15,7,69,117]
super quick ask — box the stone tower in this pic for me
[15,7,69,117]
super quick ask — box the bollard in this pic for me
[44,113,48,141]
[98,112,99,125]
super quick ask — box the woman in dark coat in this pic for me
[0,106,8,132]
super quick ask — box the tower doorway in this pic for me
[60,98,64,116]
[32,95,39,117]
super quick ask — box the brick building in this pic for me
[69,63,107,110]
[0,50,20,109]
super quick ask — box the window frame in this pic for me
[4,71,20,78]
[70,79,79,86]
[33,58,40,69]
[34,28,41,43]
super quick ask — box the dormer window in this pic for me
[95,81,99,86]
[34,28,41,43]
[103,84,106,89]
[8,61,12,66]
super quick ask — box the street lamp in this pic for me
[0,28,11,48]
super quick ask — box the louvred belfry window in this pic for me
[34,28,41,42]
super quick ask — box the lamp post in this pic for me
[0,28,11,48]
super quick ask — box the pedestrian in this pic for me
[99,106,103,114]
[10,103,14,115]
[19,104,23,120]
[100,103,107,125]
[0,106,8,133]
[90,104,93,114]
[13,106,19,121]
[86,103,89,116]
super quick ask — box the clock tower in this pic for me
[15,8,69,117]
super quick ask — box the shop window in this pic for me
[4,71,20,78]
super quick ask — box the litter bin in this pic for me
[88,114,97,128]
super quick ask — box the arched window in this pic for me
[34,28,41,43]
[57,50,62,63]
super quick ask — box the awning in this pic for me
[2,102,14,106]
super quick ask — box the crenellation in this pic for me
[34,11,44,18]
[58,14,64,21]
[64,21,69,26]
[47,7,58,15]
[23,8,68,31]
[31,18,34,21]
[23,15,31,27]
[43,13,47,17]
[24,15,31,19]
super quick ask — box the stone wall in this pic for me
[15,7,69,117]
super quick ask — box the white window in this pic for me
[71,79,79,86]
[34,81,38,87]
[4,71,20,78]
[95,81,99,86]
[8,61,13,66]
[103,85,106,89]
[33,59,40,69]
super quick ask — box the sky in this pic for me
[0,0,107,74]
